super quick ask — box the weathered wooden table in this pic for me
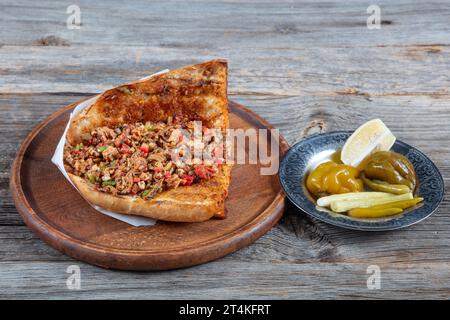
[1,0,449,299]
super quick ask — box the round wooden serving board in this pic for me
[10,100,289,271]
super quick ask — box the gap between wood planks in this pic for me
[1,91,449,98]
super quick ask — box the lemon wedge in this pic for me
[341,119,396,167]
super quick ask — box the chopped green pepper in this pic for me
[102,180,116,187]
[141,189,151,197]
[144,123,154,131]
[75,143,83,151]
[86,173,97,184]
[97,145,107,153]
[141,185,160,199]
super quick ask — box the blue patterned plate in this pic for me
[279,131,444,231]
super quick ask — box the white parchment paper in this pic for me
[51,70,169,226]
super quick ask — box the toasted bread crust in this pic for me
[65,60,231,222]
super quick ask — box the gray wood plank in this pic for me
[1,45,449,94]
[1,0,449,48]
[2,260,450,299]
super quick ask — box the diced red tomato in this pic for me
[130,184,139,195]
[154,167,162,173]
[133,177,140,183]
[195,166,205,179]
[140,143,149,154]
[181,174,194,186]
[195,165,215,180]
[164,172,172,180]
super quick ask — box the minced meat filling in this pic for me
[64,118,223,200]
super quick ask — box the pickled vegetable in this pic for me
[306,161,363,197]
[361,173,410,194]
[363,197,423,211]
[306,162,337,196]
[317,192,393,207]
[362,151,417,191]
[330,192,413,212]
[348,207,403,218]
[347,197,423,218]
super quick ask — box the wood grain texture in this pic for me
[10,100,287,270]
[1,0,450,298]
